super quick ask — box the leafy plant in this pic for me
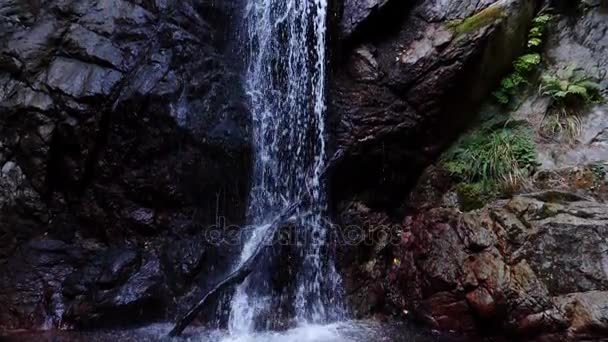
[492,11,552,105]
[527,14,552,48]
[442,126,538,205]
[540,65,604,140]
[540,66,603,107]
[493,54,542,104]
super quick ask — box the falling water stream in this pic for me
[228,0,342,334]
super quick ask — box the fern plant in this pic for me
[492,11,552,105]
[493,54,542,104]
[527,14,552,48]
[540,65,603,107]
[540,65,603,140]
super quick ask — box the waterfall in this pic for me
[228,0,342,333]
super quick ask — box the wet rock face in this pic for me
[342,190,608,341]
[0,239,85,330]
[0,0,249,331]
[63,248,167,328]
[329,0,536,208]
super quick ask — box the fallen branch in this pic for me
[168,200,302,337]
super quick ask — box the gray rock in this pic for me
[0,160,46,219]
[163,237,207,283]
[555,291,608,337]
[63,24,126,70]
[99,248,140,286]
[110,256,163,307]
[535,10,608,169]
[340,0,391,38]
[63,251,165,327]
[506,196,608,295]
[0,239,87,330]
[1,161,16,175]
[77,0,153,36]
[43,57,123,98]
[3,18,63,71]
[5,85,54,112]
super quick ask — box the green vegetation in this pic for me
[441,126,538,210]
[540,114,582,142]
[540,65,603,140]
[590,162,608,181]
[493,54,542,104]
[454,183,486,211]
[450,4,506,36]
[527,14,552,48]
[492,12,552,105]
[541,66,603,107]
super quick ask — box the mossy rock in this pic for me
[537,203,559,219]
[456,183,487,211]
[449,3,507,36]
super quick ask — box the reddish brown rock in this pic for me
[339,191,608,341]
[466,287,497,321]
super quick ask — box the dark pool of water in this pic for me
[1,321,466,342]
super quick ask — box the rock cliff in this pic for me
[0,0,250,330]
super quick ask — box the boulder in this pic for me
[555,291,608,339]
[63,251,166,328]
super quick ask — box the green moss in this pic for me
[537,204,558,219]
[456,183,487,211]
[450,4,506,36]
[532,190,587,203]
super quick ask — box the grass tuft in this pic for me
[441,126,538,209]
